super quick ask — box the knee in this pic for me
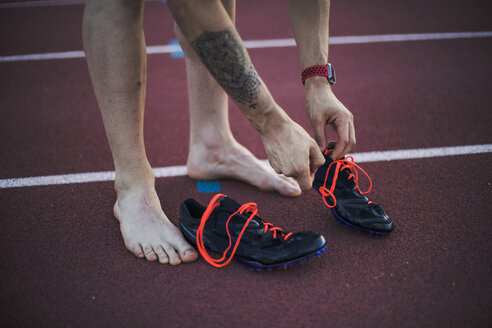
[87,0,144,10]
[167,0,193,23]
[117,0,145,8]
[85,0,145,20]
[117,0,145,16]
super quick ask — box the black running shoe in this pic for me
[179,193,326,271]
[313,149,394,235]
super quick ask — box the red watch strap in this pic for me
[301,65,329,85]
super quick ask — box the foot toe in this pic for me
[172,236,199,263]
[162,244,182,265]
[276,176,302,197]
[154,245,169,264]
[127,242,145,258]
[142,244,158,262]
[179,248,199,263]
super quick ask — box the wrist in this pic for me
[304,75,332,89]
[301,63,335,86]
[250,103,290,136]
[305,77,334,101]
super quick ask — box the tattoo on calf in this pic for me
[191,28,261,109]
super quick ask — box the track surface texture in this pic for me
[1,0,491,327]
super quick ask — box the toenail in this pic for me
[184,249,196,256]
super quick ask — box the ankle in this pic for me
[114,165,155,197]
[188,132,239,168]
[190,128,235,151]
[187,139,239,175]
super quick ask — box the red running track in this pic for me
[1,0,492,327]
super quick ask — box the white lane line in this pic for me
[0,0,86,8]
[244,31,492,48]
[0,0,160,8]
[350,144,492,163]
[1,31,491,63]
[0,50,87,62]
[1,144,491,189]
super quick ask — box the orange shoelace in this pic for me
[318,156,373,208]
[196,193,293,268]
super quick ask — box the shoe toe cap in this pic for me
[371,220,394,233]
[293,231,326,253]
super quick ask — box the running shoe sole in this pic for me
[237,246,327,272]
[180,222,327,271]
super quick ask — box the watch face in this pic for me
[327,64,336,85]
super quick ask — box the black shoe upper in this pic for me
[313,152,394,233]
[179,196,326,266]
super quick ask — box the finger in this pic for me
[312,119,328,151]
[340,121,355,157]
[309,145,326,174]
[349,120,357,148]
[296,167,315,191]
[323,141,337,157]
[331,120,350,160]
[269,160,282,174]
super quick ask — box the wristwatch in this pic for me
[301,64,336,85]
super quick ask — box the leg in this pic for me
[83,0,197,264]
[175,0,301,196]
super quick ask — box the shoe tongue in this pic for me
[219,197,241,212]
[323,145,336,161]
[322,156,357,188]
[218,197,262,228]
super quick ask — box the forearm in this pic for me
[168,0,289,133]
[287,0,330,73]
[288,0,355,158]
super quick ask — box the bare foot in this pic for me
[113,186,199,264]
[187,140,302,197]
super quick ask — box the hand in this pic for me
[260,111,325,191]
[305,77,356,160]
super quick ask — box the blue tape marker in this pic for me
[168,39,184,58]
[197,181,221,193]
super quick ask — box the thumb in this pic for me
[296,169,314,191]
[312,120,327,151]
[310,145,325,175]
